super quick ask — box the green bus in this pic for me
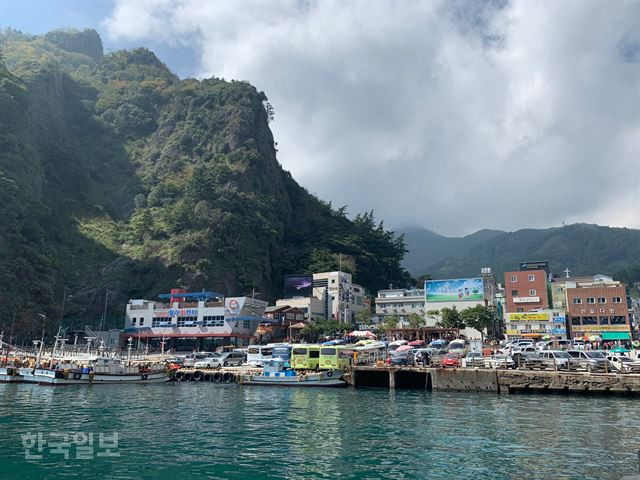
[291,345,321,370]
[319,346,354,370]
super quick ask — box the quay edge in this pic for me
[348,366,640,394]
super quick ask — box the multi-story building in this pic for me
[566,283,631,341]
[550,274,619,310]
[124,288,268,350]
[312,271,368,322]
[504,310,568,339]
[504,269,550,313]
[375,288,425,325]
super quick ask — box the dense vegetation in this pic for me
[402,224,640,285]
[0,28,411,340]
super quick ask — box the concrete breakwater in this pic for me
[348,366,640,394]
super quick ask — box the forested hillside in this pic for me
[0,28,410,338]
[402,224,640,283]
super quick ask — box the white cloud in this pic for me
[103,0,640,235]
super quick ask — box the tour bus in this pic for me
[290,345,321,370]
[246,345,273,367]
[319,346,354,370]
[269,344,293,368]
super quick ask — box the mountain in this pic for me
[0,28,410,338]
[401,224,640,283]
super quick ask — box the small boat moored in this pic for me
[237,359,346,387]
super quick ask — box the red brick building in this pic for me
[566,284,631,340]
[504,269,550,313]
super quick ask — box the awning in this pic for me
[602,332,631,341]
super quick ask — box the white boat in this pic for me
[0,366,19,383]
[237,359,346,387]
[17,358,170,385]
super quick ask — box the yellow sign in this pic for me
[506,329,518,335]
[572,325,630,332]
[508,313,550,321]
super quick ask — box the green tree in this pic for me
[460,305,495,341]
[426,309,440,325]
[377,315,398,335]
[355,309,371,326]
[407,312,424,329]
[414,273,432,287]
[439,307,465,329]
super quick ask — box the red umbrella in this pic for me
[408,340,425,347]
[396,345,413,352]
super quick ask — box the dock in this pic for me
[348,366,640,393]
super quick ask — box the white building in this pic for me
[375,288,425,326]
[124,289,268,349]
[312,271,368,322]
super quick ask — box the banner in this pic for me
[425,278,484,302]
[508,313,550,321]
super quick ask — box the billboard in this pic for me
[425,278,484,302]
[284,275,313,298]
[518,261,549,273]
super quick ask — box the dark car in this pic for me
[513,351,544,370]
[390,351,414,366]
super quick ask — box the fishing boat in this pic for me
[0,366,18,383]
[237,359,346,387]
[18,358,170,385]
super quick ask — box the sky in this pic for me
[1,0,639,236]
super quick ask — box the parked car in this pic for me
[193,355,222,368]
[390,351,414,366]
[606,354,640,373]
[206,351,246,368]
[462,352,485,368]
[165,356,185,366]
[499,340,534,355]
[447,340,466,354]
[183,352,218,367]
[539,350,579,370]
[538,340,572,351]
[484,354,515,369]
[567,350,610,372]
[442,354,461,368]
[512,352,544,370]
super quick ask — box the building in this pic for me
[504,310,568,340]
[124,288,268,350]
[566,283,631,341]
[312,271,368,322]
[375,288,425,325]
[423,273,496,340]
[275,297,326,322]
[504,269,550,313]
[550,274,619,310]
[256,305,307,342]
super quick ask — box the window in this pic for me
[581,316,597,325]
[571,317,581,325]
[203,316,224,327]
[572,298,582,304]
[529,289,537,296]
[131,317,137,326]
[528,274,535,281]
[511,290,519,296]
[243,320,251,329]
[586,298,595,304]
[610,316,626,325]
[598,297,606,304]
[599,316,609,325]
[152,317,171,327]
[612,297,622,304]
[516,307,523,312]
[139,318,144,326]
[599,308,605,314]
[556,287,564,293]
[510,275,517,282]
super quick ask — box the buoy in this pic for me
[183,372,193,382]
[222,372,234,383]
[174,371,184,381]
[193,371,203,381]
[203,373,211,381]
[212,372,222,383]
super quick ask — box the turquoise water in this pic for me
[1,383,640,479]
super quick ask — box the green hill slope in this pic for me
[0,28,410,337]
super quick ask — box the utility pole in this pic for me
[99,289,109,331]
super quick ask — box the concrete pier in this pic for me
[349,366,640,394]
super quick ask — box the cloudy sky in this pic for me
[2,0,639,236]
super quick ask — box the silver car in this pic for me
[567,350,610,372]
[539,351,579,370]
[208,351,246,368]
